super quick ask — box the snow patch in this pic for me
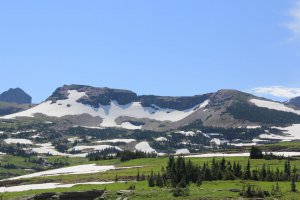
[231,142,257,147]
[135,142,156,153]
[200,100,210,108]
[274,124,300,140]
[4,138,33,145]
[31,143,70,156]
[155,137,168,142]
[6,164,116,180]
[246,126,261,129]
[118,122,142,130]
[0,181,117,193]
[175,131,195,136]
[250,99,300,115]
[175,149,190,155]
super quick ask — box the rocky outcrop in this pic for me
[0,88,32,104]
[47,84,211,110]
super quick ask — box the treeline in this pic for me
[0,143,36,157]
[250,146,290,160]
[86,149,157,162]
[118,150,157,162]
[0,162,18,169]
[87,147,120,161]
[147,156,298,188]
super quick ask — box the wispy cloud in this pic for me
[251,86,300,99]
[284,0,300,40]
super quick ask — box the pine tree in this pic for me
[243,159,251,180]
[136,169,140,181]
[291,166,297,192]
[148,171,155,187]
[156,173,164,187]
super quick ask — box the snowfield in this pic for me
[175,131,195,136]
[1,90,207,129]
[31,143,71,156]
[4,138,33,145]
[135,142,156,153]
[5,164,115,180]
[175,149,190,155]
[274,124,300,140]
[0,181,117,193]
[250,99,300,115]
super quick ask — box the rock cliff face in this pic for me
[0,88,32,104]
[47,84,209,110]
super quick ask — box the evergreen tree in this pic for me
[243,159,251,180]
[148,171,155,187]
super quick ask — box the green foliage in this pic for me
[119,150,157,162]
[250,146,263,159]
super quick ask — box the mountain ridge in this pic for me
[2,84,300,131]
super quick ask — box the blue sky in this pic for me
[1,1,300,103]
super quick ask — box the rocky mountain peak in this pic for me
[0,88,32,104]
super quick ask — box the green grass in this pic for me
[2,180,300,200]
[261,141,300,152]
[6,156,300,185]
[2,156,300,199]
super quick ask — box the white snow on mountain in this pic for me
[175,131,195,136]
[31,143,70,156]
[175,148,190,155]
[135,142,156,153]
[155,137,168,142]
[4,138,33,145]
[250,99,300,115]
[2,90,204,129]
[273,124,300,140]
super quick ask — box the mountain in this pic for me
[0,88,32,104]
[2,84,300,131]
[0,88,32,116]
[288,96,300,108]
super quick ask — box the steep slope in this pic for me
[0,88,32,104]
